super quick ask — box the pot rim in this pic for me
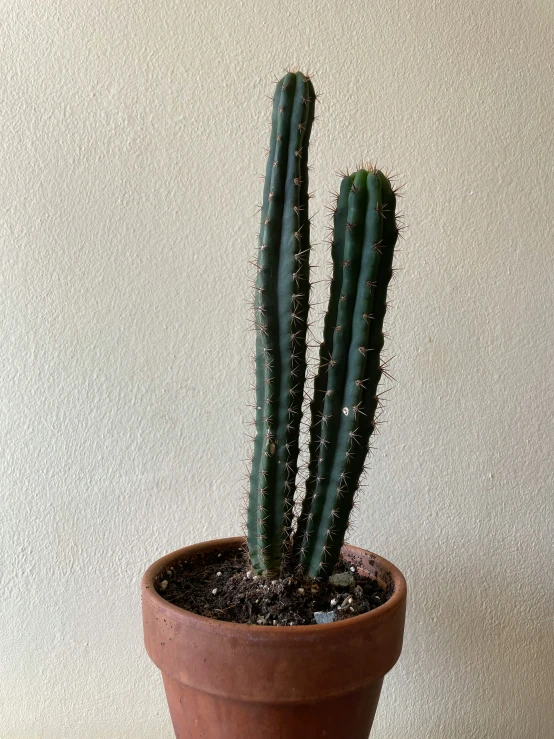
[142,536,407,637]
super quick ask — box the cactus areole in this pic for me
[247,72,400,579]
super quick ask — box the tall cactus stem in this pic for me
[247,72,315,575]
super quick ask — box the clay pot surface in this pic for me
[142,537,406,739]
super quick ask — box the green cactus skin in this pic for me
[247,72,316,576]
[293,167,398,578]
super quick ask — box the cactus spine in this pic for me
[247,72,316,575]
[293,167,398,578]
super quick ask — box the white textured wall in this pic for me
[1,1,553,737]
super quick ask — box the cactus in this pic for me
[247,72,400,580]
[247,71,316,576]
[293,166,398,578]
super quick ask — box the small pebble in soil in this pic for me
[314,611,336,625]
[328,572,354,588]
[159,580,168,592]
[216,572,222,577]
[212,588,218,595]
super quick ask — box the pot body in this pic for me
[142,537,407,739]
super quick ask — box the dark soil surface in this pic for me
[155,547,391,626]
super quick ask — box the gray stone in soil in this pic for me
[328,571,354,588]
[314,611,337,625]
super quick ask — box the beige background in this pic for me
[1,0,553,737]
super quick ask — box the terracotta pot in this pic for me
[142,537,407,739]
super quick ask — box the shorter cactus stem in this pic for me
[295,167,398,578]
